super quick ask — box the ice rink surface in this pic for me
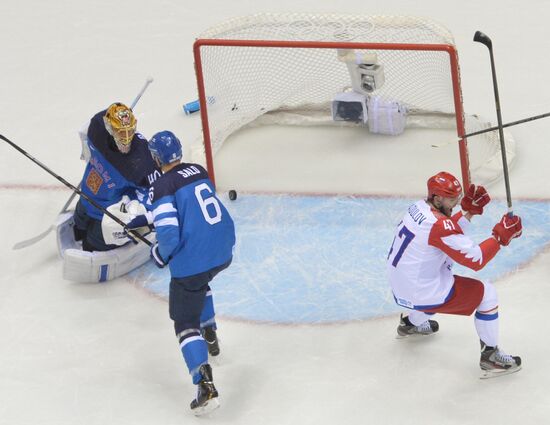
[2,1,550,424]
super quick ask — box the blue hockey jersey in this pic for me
[149,163,235,278]
[80,109,160,219]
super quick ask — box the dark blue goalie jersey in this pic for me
[149,163,235,278]
[80,109,161,219]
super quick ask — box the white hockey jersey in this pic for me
[387,200,500,309]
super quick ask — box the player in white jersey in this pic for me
[387,171,523,378]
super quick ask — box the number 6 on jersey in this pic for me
[195,183,222,225]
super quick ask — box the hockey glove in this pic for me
[461,184,490,216]
[125,212,154,244]
[126,214,151,229]
[150,242,167,268]
[492,214,523,246]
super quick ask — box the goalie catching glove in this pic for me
[492,214,523,246]
[101,196,153,246]
[461,184,490,216]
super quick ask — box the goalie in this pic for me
[73,102,160,251]
[56,103,160,283]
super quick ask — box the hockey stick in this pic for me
[12,185,80,249]
[130,76,154,109]
[463,111,550,139]
[474,31,513,215]
[10,77,155,249]
[1,134,153,246]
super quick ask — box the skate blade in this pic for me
[480,365,522,379]
[395,332,436,339]
[395,333,410,339]
[192,398,220,416]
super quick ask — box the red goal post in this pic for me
[192,14,510,190]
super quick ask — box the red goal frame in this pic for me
[193,39,471,189]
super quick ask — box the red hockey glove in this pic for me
[492,214,523,246]
[461,184,490,216]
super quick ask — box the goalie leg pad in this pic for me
[56,211,155,282]
[62,240,153,282]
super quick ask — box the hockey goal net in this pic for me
[192,13,515,193]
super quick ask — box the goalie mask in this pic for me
[103,103,137,154]
[148,130,182,166]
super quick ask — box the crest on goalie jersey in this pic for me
[85,169,103,194]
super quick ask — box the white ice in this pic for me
[1,1,550,424]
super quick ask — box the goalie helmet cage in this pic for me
[192,13,515,190]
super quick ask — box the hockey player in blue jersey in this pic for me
[73,103,160,251]
[147,130,235,416]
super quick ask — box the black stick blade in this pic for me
[474,31,492,49]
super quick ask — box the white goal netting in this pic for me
[193,13,515,190]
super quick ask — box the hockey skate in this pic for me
[479,341,522,379]
[190,364,219,416]
[202,326,220,356]
[396,313,439,338]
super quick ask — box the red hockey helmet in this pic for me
[427,171,462,198]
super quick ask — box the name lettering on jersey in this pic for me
[177,166,201,179]
[443,219,455,231]
[89,156,111,183]
[408,204,427,225]
[147,169,161,186]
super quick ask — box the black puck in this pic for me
[228,190,237,201]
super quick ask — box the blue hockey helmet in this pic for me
[148,130,183,165]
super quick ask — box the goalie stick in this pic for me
[474,31,514,215]
[10,77,154,250]
[129,77,153,110]
[12,184,80,250]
